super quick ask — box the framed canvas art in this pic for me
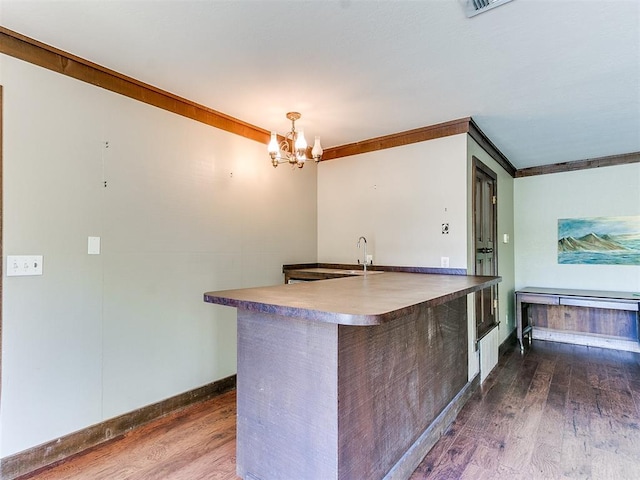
[558,216,640,265]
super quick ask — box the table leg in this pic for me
[516,296,524,352]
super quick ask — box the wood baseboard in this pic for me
[384,376,480,480]
[532,327,640,353]
[1,375,236,480]
[499,328,518,357]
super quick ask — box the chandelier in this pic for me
[268,112,323,168]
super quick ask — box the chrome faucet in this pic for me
[357,236,368,273]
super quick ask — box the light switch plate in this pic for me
[7,255,43,276]
[88,236,101,255]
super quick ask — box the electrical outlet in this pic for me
[442,223,449,234]
[366,254,373,265]
[7,255,43,276]
[441,257,450,268]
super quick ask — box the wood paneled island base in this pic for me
[204,273,500,480]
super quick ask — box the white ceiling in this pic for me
[2,0,639,169]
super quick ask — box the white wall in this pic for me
[317,134,483,380]
[0,55,317,457]
[317,133,518,382]
[514,163,640,292]
[317,135,468,267]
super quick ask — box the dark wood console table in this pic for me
[516,287,640,353]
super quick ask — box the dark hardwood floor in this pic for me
[411,340,640,479]
[20,340,640,480]
[19,391,238,480]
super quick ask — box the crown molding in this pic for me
[322,117,518,178]
[467,119,517,177]
[1,27,524,176]
[515,151,640,177]
[322,118,472,161]
[0,27,270,144]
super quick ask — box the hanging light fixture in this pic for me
[268,112,323,168]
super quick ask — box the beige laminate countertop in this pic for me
[204,272,500,326]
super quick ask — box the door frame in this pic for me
[472,156,498,342]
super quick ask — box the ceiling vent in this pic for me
[463,0,514,17]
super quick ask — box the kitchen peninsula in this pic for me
[204,272,500,480]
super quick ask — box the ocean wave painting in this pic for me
[558,216,640,266]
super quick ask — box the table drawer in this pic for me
[560,297,640,311]
[518,293,560,305]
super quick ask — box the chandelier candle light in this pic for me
[268,112,323,168]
